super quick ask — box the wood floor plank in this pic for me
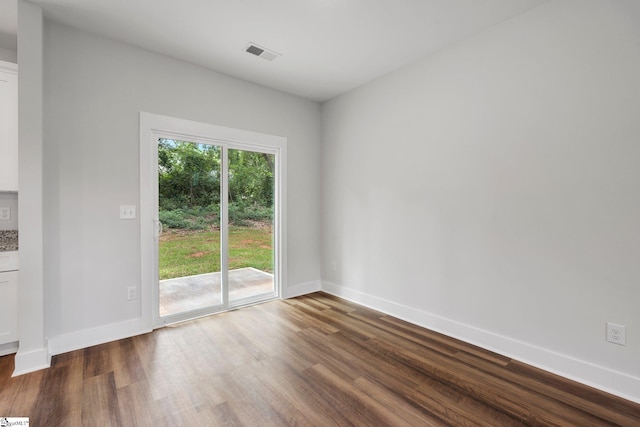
[366,336,620,426]
[309,363,418,427]
[294,327,365,382]
[380,314,513,366]
[280,299,342,335]
[309,292,359,312]
[352,376,451,427]
[252,358,341,426]
[252,301,304,334]
[326,328,522,426]
[82,342,116,379]
[110,338,147,390]
[0,368,44,418]
[81,372,121,426]
[292,301,381,340]
[1,292,639,426]
[455,351,638,426]
[117,380,160,426]
[33,354,84,426]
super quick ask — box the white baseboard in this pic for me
[282,280,321,299]
[48,318,152,356]
[40,281,319,361]
[321,281,640,404]
[0,341,18,357]
[13,346,51,376]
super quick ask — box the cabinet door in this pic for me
[0,63,18,192]
[0,271,18,345]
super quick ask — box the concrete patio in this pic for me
[159,267,274,316]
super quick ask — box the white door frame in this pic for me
[139,112,287,329]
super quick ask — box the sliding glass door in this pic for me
[157,139,223,317]
[154,138,278,324]
[228,148,275,302]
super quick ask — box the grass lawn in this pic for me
[159,225,273,280]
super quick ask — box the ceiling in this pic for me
[2,0,546,101]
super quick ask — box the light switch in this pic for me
[119,205,136,219]
[0,207,10,220]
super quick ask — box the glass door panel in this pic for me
[157,138,223,317]
[228,148,275,302]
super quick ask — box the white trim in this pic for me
[140,112,287,329]
[221,146,229,305]
[274,142,287,304]
[15,0,47,380]
[13,347,50,376]
[0,341,18,357]
[47,318,151,356]
[321,281,640,404]
[283,280,321,299]
[140,114,154,332]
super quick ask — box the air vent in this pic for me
[246,45,264,56]
[244,43,281,62]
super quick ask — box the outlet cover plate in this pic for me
[606,322,626,345]
[0,207,10,220]
[120,205,136,219]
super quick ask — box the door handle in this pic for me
[154,219,163,239]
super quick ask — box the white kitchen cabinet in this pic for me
[0,270,18,346]
[0,60,18,192]
[0,251,18,350]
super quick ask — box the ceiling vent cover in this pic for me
[244,43,281,61]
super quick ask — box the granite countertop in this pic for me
[0,230,18,251]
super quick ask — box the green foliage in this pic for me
[159,206,219,230]
[228,202,273,226]
[158,139,221,210]
[159,203,272,229]
[228,149,274,209]
[158,139,275,229]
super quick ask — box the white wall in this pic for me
[0,48,17,64]
[321,0,640,402]
[42,22,321,345]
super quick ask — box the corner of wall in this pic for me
[283,280,321,299]
[15,0,48,379]
[13,346,51,377]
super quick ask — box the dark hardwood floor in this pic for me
[1,292,639,426]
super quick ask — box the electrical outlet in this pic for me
[0,207,10,220]
[127,286,137,301]
[606,322,626,345]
